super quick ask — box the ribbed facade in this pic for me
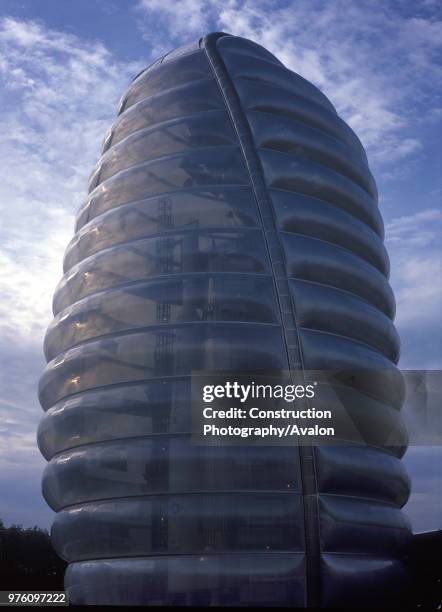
[38,33,410,607]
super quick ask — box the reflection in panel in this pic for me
[66,554,306,607]
[52,494,304,561]
[39,323,287,409]
[54,229,270,313]
[46,275,278,359]
[66,188,259,271]
[77,147,250,229]
[104,79,225,152]
[91,111,237,191]
[43,438,301,509]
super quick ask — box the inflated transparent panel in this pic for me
[271,189,388,274]
[318,495,410,554]
[282,233,395,317]
[38,380,192,456]
[65,554,306,606]
[290,280,399,361]
[298,381,407,450]
[54,229,270,314]
[314,446,410,506]
[259,148,383,236]
[38,377,408,466]
[247,111,376,197]
[300,329,404,407]
[43,439,302,506]
[119,51,213,113]
[233,78,366,159]
[39,323,287,409]
[105,79,225,152]
[77,147,249,230]
[45,275,278,359]
[217,36,335,113]
[90,111,237,191]
[321,554,405,607]
[52,494,304,561]
[66,188,258,271]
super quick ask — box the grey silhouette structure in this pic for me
[38,33,411,607]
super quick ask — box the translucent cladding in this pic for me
[38,34,410,608]
[214,32,410,607]
[44,275,279,359]
[118,50,213,113]
[65,555,306,606]
[43,441,302,509]
[76,146,249,231]
[39,323,287,409]
[102,79,225,153]
[53,229,271,313]
[89,111,237,191]
[51,493,304,560]
[65,187,260,271]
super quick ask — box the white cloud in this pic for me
[136,0,442,167]
[386,209,442,367]
[0,17,142,346]
[0,18,142,504]
[139,0,208,33]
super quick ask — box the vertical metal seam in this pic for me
[202,33,321,607]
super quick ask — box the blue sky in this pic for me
[0,0,440,532]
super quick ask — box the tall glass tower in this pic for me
[38,33,411,607]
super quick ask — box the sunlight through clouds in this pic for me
[0,16,142,526]
[0,17,142,345]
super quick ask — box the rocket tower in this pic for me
[38,33,410,607]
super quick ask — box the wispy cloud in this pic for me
[0,17,142,525]
[0,17,141,346]
[137,0,208,50]
[386,208,442,368]
[137,0,442,168]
